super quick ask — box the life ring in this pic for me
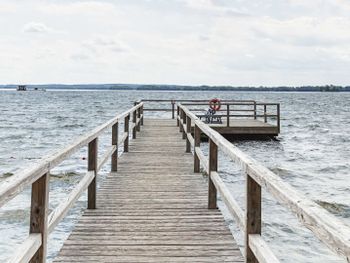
[209,98,221,111]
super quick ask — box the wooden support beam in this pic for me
[264,105,267,123]
[208,139,217,209]
[88,138,98,209]
[179,109,183,132]
[226,104,230,127]
[172,101,175,119]
[29,173,49,263]
[254,102,257,120]
[277,104,280,133]
[140,105,144,126]
[182,112,187,140]
[136,107,141,132]
[132,110,137,139]
[176,105,180,126]
[111,123,118,172]
[124,115,129,152]
[186,116,191,153]
[246,174,261,263]
[194,125,201,173]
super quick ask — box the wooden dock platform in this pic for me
[54,119,244,262]
[2,100,350,263]
[141,100,281,138]
[199,119,278,136]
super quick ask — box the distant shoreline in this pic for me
[0,84,349,92]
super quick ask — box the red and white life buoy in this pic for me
[209,98,221,111]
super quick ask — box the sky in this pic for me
[1,0,350,86]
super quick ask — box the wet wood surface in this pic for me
[54,119,243,263]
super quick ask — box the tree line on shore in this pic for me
[1,84,349,92]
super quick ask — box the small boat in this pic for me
[17,85,27,91]
[33,87,46,91]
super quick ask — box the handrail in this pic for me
[138,99,280,132]
[0,103,143,207]
[2,102,144,263]
[177,103,350,263]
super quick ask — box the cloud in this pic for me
[23,22,52,33]
[82,37,131,54]
[2,0,350,85]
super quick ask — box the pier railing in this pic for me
[0,103,144,263]
[138,99,280,132]
[181,102,280,131]
[177,103,350,263]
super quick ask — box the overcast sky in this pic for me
[1,0,350,86]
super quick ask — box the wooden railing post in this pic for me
[124,114,129,152]
[132,109,137,139]
[254,102,257,120]
[179,109,183,133]
[176,105,180,127]
[246,174,261,263]
[277,104,280,133]
[88,138,98,209]
[141,104,144,126]
[186,116,191,153]
[136,106,141,132]
[29,173,49,263]
[194,125,201,173]
[182,112,187,140]
[264,105,267,123]
[226,104,230,127]
[208,139,217,209]
[111,123,118,171]
[171,100,175,119]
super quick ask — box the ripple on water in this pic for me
[0,90,349,262]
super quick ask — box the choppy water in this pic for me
[0,89,349,262]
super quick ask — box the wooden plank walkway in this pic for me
[54,119,243,263]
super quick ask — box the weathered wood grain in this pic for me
[194,125,201,173]
[87,138,97,209]
[111,123,118,171]
[248,234,280,263]
[246,174,261,263]
[29,173,49,262]
[7,234,42,263]
[208,139,218,209]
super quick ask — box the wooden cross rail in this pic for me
[1,103,144,263]
[177,103,350,263]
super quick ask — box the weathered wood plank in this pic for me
[248,234,280,263]
[111,123,118,171]
[29,173,49,263]
[7,234,42,263]
[87,138,97,209]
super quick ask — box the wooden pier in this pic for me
[142,100,280,138]
[1,100,350,263]
[55,119,243,262]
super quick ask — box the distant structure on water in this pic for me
[17,85,26,91]
[16,85,46,92]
